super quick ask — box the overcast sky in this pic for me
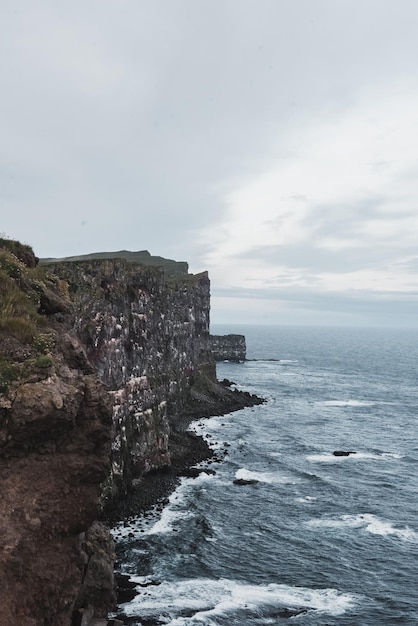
[2,1,418,326]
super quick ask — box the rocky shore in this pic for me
[0,239,263,625]
[105,377,263,524]
[108,381,264,621]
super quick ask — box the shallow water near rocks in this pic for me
[112,326,418,625]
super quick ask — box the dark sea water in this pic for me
[112,326,418,625]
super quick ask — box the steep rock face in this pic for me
[43,249,189,278]
[0,369,112,625]
[49,260,213,503]
[0,244,114,625]
[210,334,246,362]
[1,242,262,624]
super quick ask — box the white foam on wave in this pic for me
[147,473,219,535]
[307,451,403,463]
[147,508,193,535]
[319,399,376,407]
[187,417,230,451]
[380,452,403,459]
[235,467,296,484]
[307,514,418,542]
[307,453,348,463]
[354,451,403,460]
[121,577,358,623]
[113,471,219,540]
[111,501,163,540]
[296,495,317,503]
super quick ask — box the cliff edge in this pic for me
[0,241,262,625]
[0,239,113,625]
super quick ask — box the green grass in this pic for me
[0,239,62,393]
[34,354,53,368]
[41,249,189,276]
[0,356,18,394]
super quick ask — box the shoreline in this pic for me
[105,383,264,617]
[105,380,264,525]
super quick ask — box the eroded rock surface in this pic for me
[210,334,246,362]
[0,356,112,625]
[49,259,259,508]
[0,241,112,625]
[1,243,263,624]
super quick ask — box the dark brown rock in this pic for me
[210,334,246,362]
[233,478,259,486]
[74,522,117,617]
[333,450,356,456]
[0,323,112,624]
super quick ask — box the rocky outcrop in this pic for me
[48,259,215,506]
[333,450,356,457]
[1,242,263,624]
[73,522,116,619]
[42,249,189,277]
[210,334,246,362]
[0,241,113,625]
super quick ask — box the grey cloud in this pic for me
[395,257,418,273]
[234,237,415,275]
[2,0,418,325]
[212,284,418,326]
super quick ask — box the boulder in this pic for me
[233,478,259,486]
[333,450,356,457]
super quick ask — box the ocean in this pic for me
[112,325,418,625]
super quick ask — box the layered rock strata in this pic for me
[210,334,246,362]
[1,242,262,625]
[48,260,215,507]
[0,241,113,625]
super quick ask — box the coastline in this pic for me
[105,382,264,617]
[105,376,264,524]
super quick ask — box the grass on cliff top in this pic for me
[0,251,41,341]
[41,249,189,277]
[0,238,63,393]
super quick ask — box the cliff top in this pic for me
[41,249,189,277]
[0,237,72,396]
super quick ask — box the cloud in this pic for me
[199,82,418,308]
[210,284,418,327]
[2,1,418,325]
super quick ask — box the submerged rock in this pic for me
[233,478,259,486]
[274,607,309,618]
[333,450,357,456]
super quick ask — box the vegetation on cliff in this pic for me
[0,238,113,624]
[0,237,263,624]
[0,237,70,394]
[41,248,189,277]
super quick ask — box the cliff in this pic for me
[210,334,246,362]
[48,258,261,507]
[42,249,189,278]
[46,259,212,503]
[0,241,262,625]
[0,239,113,625]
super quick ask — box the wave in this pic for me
[246,358,299,363]
[147,508,193,535]
[119,577,358,623]
[307,451,402,463]
[112,480,205,539]
[296,496,318,503]
[235,468,296,484]
[319,399,377,407]
[307,514,418,542]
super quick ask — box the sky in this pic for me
[2,0,418,327]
